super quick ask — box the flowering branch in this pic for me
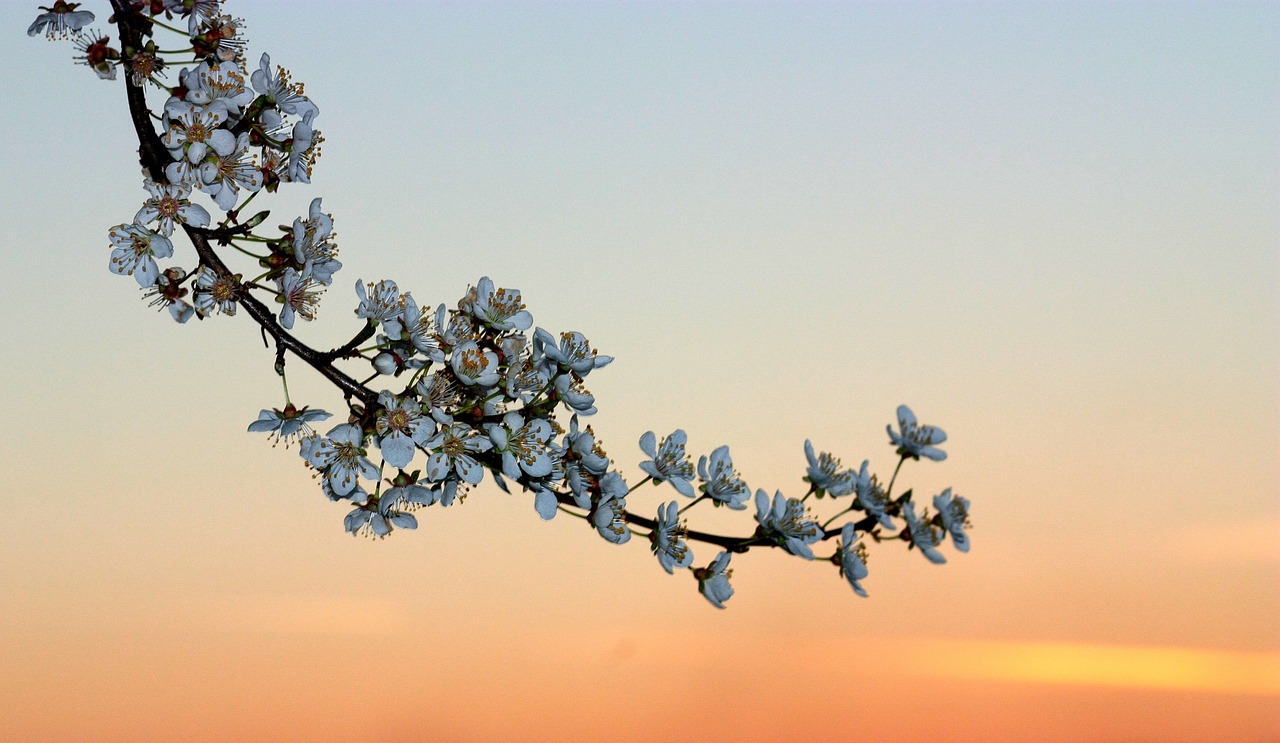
[33,0,974,608]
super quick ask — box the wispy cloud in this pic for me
[901,639,1280,697]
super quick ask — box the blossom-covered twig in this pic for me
[31,0,974,608]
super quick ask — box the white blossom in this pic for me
[425,423,492,485]
[451,341,501,388]
[292,198,341,286]
[638,430,695,497]
[466,276,532,332]
[136,178,210,236]
[803,440,856,496]
[302,424,380,498]
[27,2,94,39]
[108,222,172,287]
[199,132,262,211]
[887,405,947,462]
[650,501,693,574]
[250,53,318,118]
[696,552,734,609]
[903,501,947,564]
[838,523,870,597]
[933,488,971,553]
[697,445,750,510]
[162,101,235,165]
[754,489,823,560]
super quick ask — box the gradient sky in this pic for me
[1,1,1276,741]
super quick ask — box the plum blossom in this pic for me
[182,60,253,114]
[28,2,94,39]
[638,430,695,497]
[72,30,118,80]
[695,552,734,609]
[162,101,234,165]
[192,265,239,317]
[247,404,331,447]
[838,523,870,597]
[374,391,431,470]
[933,488,971,553]
[199,132,262,211]
[143,267,194,323]
[343,504,392,539]
[504,355,547,404]
[29,1,979,606]
[851,461,895,530]
[399,295,440,359]
[697,446,751,510]
[650,501,693,574]
[285,109,321,183]
[180,0,223,37]
[415,372,461,423]
[375,501,419,532]
[562,417,610,508]
[125,41,165,87]
[553,373,596,415]
[291,198,341,285]
[591,472,631,545]
[302,423,380,498]
[451,341,501,387]
[108,222,173,287]
[425,423,492,485]
[803,440,856,497]
[276,268,320,330]
[534,328,612,377]
[887,405,947,462]
[354,279,404,337]
[435,303,482,349]
[466,277,533,332]
[381,471,438,512]
[320,476,368,505]
[754,489,823,560]
[487,412,554,480]
[903,501,947,565]
[136,178,210,236]
[431,479,464,508]
[250,53,318,118]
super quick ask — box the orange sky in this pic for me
[2,1,1277,741]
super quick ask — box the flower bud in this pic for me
[372,352,398,376]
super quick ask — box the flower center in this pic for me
[211,278,237,302]
[187,120,210,143]
[157,196,179,218]
[387,409,410,432]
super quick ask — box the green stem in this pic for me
[885,455,906,499]
[677,494,708,515]
[626,475,653,495]
[147,18,190,36]
[227,242,266,260]
[821,506,853,530]
[556,505,588,521]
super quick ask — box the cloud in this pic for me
[901,638,1280,697]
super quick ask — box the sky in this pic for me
[1,1,1277,741]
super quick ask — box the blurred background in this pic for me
[1,1,1276,741]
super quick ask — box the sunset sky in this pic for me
[1,1,1276,741]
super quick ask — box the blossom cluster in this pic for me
[60,0,330,325]
[32,0,974,609]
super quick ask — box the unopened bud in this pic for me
[372,352,398,376]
